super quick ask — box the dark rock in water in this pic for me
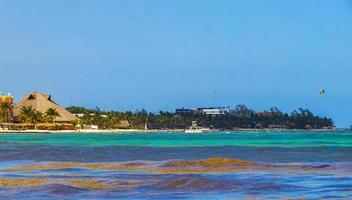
[310,164,331,169]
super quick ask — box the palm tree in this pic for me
[18,106,37,123]
[34,111,45,123]
[0,102,13,123]
[45,108,61,123]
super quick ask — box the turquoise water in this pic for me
[0,131,351,147]
[0,131,351,199]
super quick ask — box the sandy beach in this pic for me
[0,129,148,134]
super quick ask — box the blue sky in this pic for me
[0,0,352,127]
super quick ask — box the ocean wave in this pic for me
[1,157,351,174]
[0,175,303,195]
[0,178,146,190]
[154,176,237,191]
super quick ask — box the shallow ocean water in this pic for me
[0,131,351,199]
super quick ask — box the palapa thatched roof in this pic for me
[13,91,78,123]
[117,120,130,128]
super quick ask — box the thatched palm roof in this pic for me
[13,91,78,123]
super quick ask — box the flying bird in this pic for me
[320,88,326,95]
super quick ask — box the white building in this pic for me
[175,106,230,115]
[197,107,230,115]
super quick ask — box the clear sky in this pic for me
[0,0,351,127]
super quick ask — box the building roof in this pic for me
[13,91,78,122]
[117,120,130,128]
[0,95,14,104]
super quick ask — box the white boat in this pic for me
[185,121,210,133]
[184,127,210,133]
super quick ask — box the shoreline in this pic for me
[0,128,340,134]
[0,129,147,134]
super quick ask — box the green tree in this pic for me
[233,104,255,118]
[18,106,37,123]
[0,102,13,123]
[18,106,44,123]
[34,111,45,123]
[67,105,334,130]
[45,108,61,123]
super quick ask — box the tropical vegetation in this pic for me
[0,102,13,123]
[66,105,334,130]
[18,106,61,124]
[45,108,61,123]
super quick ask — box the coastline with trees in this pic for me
[0,91,77,131]
[0,91,336,132]
[66,105,334,131]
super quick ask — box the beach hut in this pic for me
[116,120,130,129]
[13,91,78,123]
